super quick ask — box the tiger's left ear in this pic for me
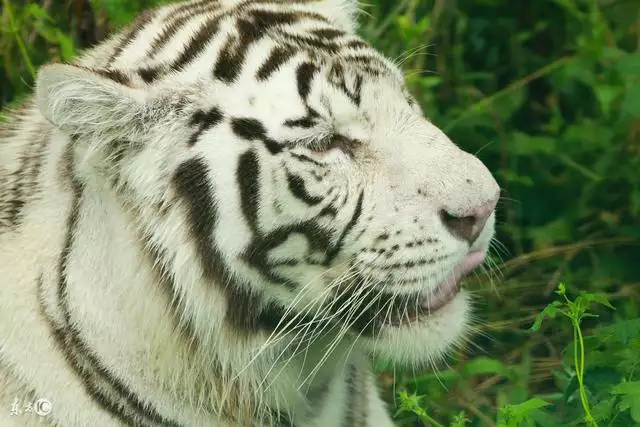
[36,63,150,139]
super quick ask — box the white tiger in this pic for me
[0,0,500,425]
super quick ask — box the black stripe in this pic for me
[172,158,222,282]
[38,293,156,427]
[213,33,242,83]
[296,62,318,100]
[236,154,301,289]
[148,2,221,57]
[338,54,389,75]
[214,10,326,84]
[237,150,261,233]
[318,201,339,218]
[148,13,194,57]
[278,31,370,55]
[188,107,224,146]
[283,116,316,128]
[172,157,268,333]
[244,221,331,288]
[290,152,325,167]
[226,284,266,333]
[172,158,310,332]
[3,127,49,232]
[0,172,9,228]
[172,17,220,72]
[231,117,266,141]
[328,63,363,106]
[256,46,298,81]
[249,9,328,27]
[250,224,331,256]
[213,12,269,83]
[138,66,162,83]
[349,74,363,106]
[283,108,319,129]
[342,364,358,427]
[324,189,364,264]
[140,16,221,84]
[231,117,282,154]
[48,147,182,427]
[310,28,346,40]
[95,69,132,86]
[344,364,368,427]
[108,10,156,64]
[286,171,323,205]
[344,39,370,50]
[235,152,305,290]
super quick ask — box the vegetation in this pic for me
[2,0,639,425]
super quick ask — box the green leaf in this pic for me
[612,381,640,396]
[512,397,552,412]
[501,170,535,187]
[616,52,640,76]
[462,357,509,378]
[530,301,563,332]
[621,82,640,118]
[584,367,624,398]
[23,4,53,21]
[491,87,526,120]
[54,30,76,61]
[594,84,620,117]
[595,318,640,345]
[511,132,557,156]
[581,292,616,310]
[498,398,552,427]
[612,382,640,423]
[450,411,470,427]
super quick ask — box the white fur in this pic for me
[0,0,500,426]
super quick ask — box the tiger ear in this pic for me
[35,63,149,139]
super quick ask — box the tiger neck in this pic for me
[52,163,360,423]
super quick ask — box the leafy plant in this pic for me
[530,283,613,427]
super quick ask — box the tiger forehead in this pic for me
[114,1,401,87]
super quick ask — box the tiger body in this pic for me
[0,0,500,426]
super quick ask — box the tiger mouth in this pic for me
[335,251,486,332]
[389,250,487,326]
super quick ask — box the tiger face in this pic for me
[35,0,499,370]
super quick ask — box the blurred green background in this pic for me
[1,0,639,426]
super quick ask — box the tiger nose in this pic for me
[440,197,498,245]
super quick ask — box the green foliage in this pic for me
[497,397,551,427]
[362,0,640,425]
[1,0,639,426]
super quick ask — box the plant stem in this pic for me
[419,413,446,427]
[572,318,597,427]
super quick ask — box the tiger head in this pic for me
[35,0,499,372]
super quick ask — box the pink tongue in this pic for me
[421,251,486,310]
[443,251,486,289]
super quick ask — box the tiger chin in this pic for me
[0,0,500,426]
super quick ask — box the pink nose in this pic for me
[440,197,498,245]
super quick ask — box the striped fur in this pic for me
[0,0,500,426]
